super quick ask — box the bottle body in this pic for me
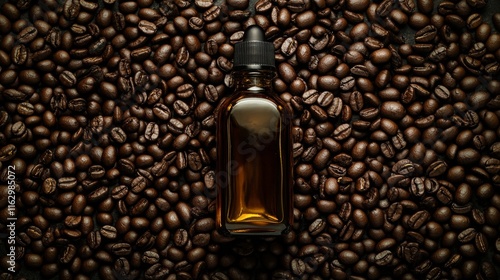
[216,72,293,236]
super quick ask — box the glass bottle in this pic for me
[216,26,293,235]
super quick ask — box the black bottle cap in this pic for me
[233,25,275,71]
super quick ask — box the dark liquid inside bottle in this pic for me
[216,76,292,235]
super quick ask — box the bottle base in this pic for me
[218,223,290,236]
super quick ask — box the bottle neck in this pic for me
[232,70,275,92]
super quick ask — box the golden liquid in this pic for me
[216,92,292,235]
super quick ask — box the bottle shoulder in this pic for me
[217,91,291,117]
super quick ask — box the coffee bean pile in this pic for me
[0,0,500,279]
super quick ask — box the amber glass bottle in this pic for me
[216,26,293,236]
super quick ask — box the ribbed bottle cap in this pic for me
[233,26,275,71]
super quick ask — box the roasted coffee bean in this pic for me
[88,186,108,202]
[415,25,437,43]
[87,231,101,249]
[111,243,132,256]
[375,250,393,266]
[290,258,306,276]
[100,225,118,239]
[458,228,476,243]
[204,84,219,103]
[333,124,352,141]
[410,177,425,197]
[59,71,77,87]
[173,100,190,116]
[189,17,204,30]
[227,0,249,9]
[63,0,80,20]
[281,37,297,57]
[144,122,159,141]
[347,0,370,12]
[142,251,160,265]
[309,218,326,236]
[110,127,127,143]
[370,48,392,64]
[317,91,334,107]
[138,20,157,35]
[339,250,359,265]
[60,244,77,264]
[3,88,28,101]
[255,0,273,13]
[407,210,430,229]
[18,26,38,44]
[475,232,488,253]
[399,0,416,13]
[436,187,453,205]
[417,0,433,14]
[0,144,16,162]
[376,0,393,17]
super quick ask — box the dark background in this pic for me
[1,0,500,279]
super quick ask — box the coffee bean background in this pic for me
[1,0,500,279]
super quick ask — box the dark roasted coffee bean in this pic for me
[371,48,392,64]
[417,0,433,14]
[142,251,160,265]
[340,76,355,91]
[407,210,430,229]
[255,0,272,12]
[189,17,204,30]
[333,124,351,141]
[12,44,28,65]
[111,243,132,256]
[87,231,101,249]
[375,250,393,266]
[410,177,425,197]
[458,228,476,243]
[59,244,77,264]
[18,26,37,44]
[339,250,359,265]
[57,177,77,190]
[317,91,334,107]
[100,225,117,239]
[376,0,393,17]
[481,261,498,280]
[176,47,189,66]
[415,25,437,43]
[475,233,488,253]
[309,218,326,236]
[399,0,416,13]
[434,85,450,100]
[63,0,80,20]
[145,122,159,141]
[347,0,370,12]
[227,0,249,9]
[427,160,447,177]
[467,0,486,8]
[131,176,148,193]
[0,144,17,162]
[59,71,77,87]
[88,186,108,202]
[281,37,297,56]
[173,100,190,116]
[291,258,306,276]
[492,13,500,31]
[436,186,453,204]
[138,20,157,35]
[153,104,171,121]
